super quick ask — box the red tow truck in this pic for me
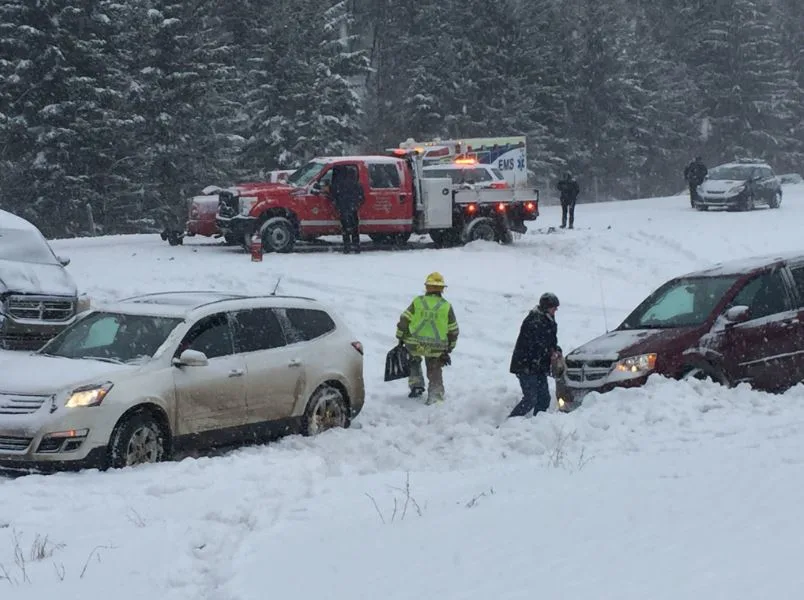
[213,149,540,253]
[160,171,295,246]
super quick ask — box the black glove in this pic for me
[397,338,405,347]
[440,353,451,366]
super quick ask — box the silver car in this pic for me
[0,291,365,471]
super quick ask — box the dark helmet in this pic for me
[539,292,560,310]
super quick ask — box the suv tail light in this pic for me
[351,341,364,355]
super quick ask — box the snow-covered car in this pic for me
[0,291,365,471]
[696,160,782,211]
[779,173,803,185]
[559,251,804,412]
[0,210,90,350]
[422,161,509,189]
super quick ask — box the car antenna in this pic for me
[598,271,610,333]
[271,276,282,296]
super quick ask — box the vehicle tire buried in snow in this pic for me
[109,411,168,468]
[769,191,782,209]
[682,365,730,387]
[463,218,497,243]
[261,217,296,253]
[301,384,349,436]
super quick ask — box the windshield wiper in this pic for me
[85,356,125,365]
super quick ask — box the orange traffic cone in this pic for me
[250,232,263,262]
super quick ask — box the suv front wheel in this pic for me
[769,190,782,209]
[109,412,168,468]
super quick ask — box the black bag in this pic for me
[384,343,411,382]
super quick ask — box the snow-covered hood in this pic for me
[0,352,137,395]
[699,179,747,194]
[567,327,700,361]
[0,259,77,297]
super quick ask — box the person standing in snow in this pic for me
[683,156,708,208]
[395,272,459,405]
[557,172,580,229]
[330,166,365,253]
[508,292,562,418]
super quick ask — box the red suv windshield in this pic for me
[619,275,740,329]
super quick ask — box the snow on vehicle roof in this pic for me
[317,155,402,164]
[679,251,804,277]
[714,161,771,169]
[0,209,38,232]
[101,291,323,318]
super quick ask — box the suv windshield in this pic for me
[41,312,182,364]
[619,275,739,329]
[286,161,326,187]
[708,166,758,180]
[0,229,59,265]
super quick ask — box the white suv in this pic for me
[0,291,365,471]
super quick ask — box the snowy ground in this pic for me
[2,185,804,598]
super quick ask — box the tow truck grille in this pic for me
[217,192,238,219]
[0,393,49,415]
[7,296,74,322]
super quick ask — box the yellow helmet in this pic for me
[424,272,446,288]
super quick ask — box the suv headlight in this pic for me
[239,196,258,216]
[610,354,657,379]
[65,382,113,408]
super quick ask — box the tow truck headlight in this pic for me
[76,293,91,314]
[65,382,113,408]
[612,354,657,375]
[239,196,258,216]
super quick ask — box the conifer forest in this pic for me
[0,0,801,236]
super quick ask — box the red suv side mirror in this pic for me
[724,305,751,325]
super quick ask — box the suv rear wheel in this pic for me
[301,384,349,436]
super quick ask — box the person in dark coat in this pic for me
[330,167,365,253]
[508,292,562,418]
[683,156,708,208]
[556,172,580,229]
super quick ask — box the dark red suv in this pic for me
[559,252,804,411]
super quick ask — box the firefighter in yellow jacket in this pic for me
[396,272,459,404]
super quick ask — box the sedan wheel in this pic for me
[302,385,348,436]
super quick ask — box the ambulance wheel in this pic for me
[260,217,296,253]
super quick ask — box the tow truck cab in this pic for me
[215,151,539,253]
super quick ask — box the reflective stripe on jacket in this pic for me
[396,293,459,357]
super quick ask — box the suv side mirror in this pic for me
[57,255,71,267]
[724,305,750,324]
[172,349,209,367]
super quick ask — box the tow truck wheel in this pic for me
[463,218,496,243]
[260,217,296,253]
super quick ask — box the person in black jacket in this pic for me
[508,292,562,418]
[557,172,580,229]
[683,156,708,208]
[330,166,365,253]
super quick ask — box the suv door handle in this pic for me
[288,359,302,368]
[228,368,245,377]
